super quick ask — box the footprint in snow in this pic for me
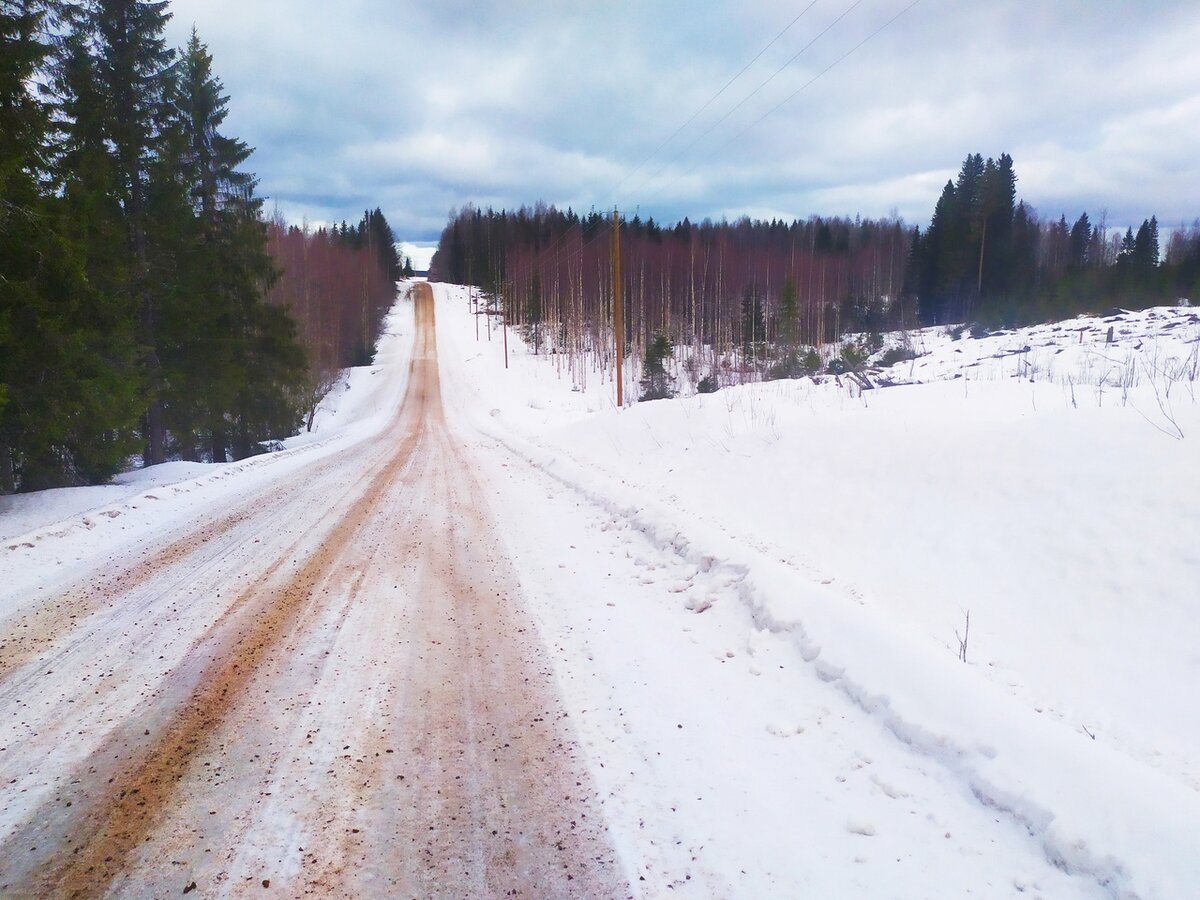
[846,819,877,837]
[685,596,713,614]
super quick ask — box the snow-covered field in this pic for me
[437,285,1200,898]
[2,282,1197,898]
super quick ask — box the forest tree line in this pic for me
[908,152,1200,328]
[430,156,1200,398]
[1,1,401,493]
[266,210,407,429]
[431,204,912,393]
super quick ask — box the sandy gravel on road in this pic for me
[0,284,626,898]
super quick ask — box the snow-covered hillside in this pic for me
[438,284,1200,898]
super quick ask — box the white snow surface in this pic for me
[4,281,1198,898]
[435,286,1200,899]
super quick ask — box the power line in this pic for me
[490,0,925,311]
[503,5,829,294]
[620,0,867,207]
[741,0,922,146]
[634,0,923,210]
[610,1,821,198]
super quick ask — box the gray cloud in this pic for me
[164,0,1200,241]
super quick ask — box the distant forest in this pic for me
[431,153,1200,395]
[1,2,401,493]
[908,152,1199,326]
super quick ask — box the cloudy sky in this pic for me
[164,0,1200,251]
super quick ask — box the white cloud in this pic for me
[160,0,1200,241]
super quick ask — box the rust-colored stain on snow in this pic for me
[0,284,626,898]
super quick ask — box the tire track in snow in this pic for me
[0,503,250,682]
[0,410,405,683]
[0,284,625,898]
[0,430,423,897]
[461,416,1142,900]
[0,295,435,894]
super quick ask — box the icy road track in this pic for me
[0,284,624,897]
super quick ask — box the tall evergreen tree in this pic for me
[1068,212,1092,271]
[90,0,176,464]
[1,1,139,492]
[947,153,984,318]
[975,153,1016,301]
[1134,216,1159,270]
[1009,201,1040,301]
[740,285,765,365]
[768,275,807,379]
[4,3,334,489]
[160,29,305,461]
[916,180,955,324]
[157,28,241,460]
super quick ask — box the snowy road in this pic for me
[3,283,1196,898]
[0,284,623,897]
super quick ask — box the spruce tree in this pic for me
[740,286,765,366]
[640,331,673,401]
[161,29,305,460]
[917,181,956,324]
[975,153,1016,306]
[1142,216,1159,268]
[1,1,139,491]
[768,275,804,379]
[1068,213,1091,271]
[1009,201,1039,305]
[90,0,176,464]
[159,28,244,460]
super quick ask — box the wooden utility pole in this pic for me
[612,208,624,408]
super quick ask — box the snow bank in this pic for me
[0,288,416,608]
[434,282,1200,899]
